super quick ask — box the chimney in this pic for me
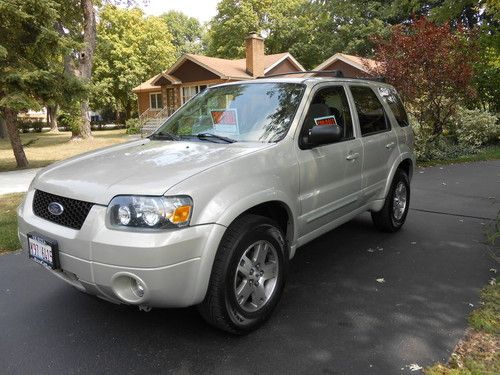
[245,32,265,78]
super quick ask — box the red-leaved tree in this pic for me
[369,18,476,137]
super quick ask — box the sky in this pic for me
[140,0,220,23]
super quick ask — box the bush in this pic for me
[126,118,140,134]
[450,107,499,148]
[31,121,44,133]
[17,121,45,133]
[57,105,81,134]
[411,115,480,162]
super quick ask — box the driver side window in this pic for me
[300,86,354,145]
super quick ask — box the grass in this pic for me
[0,129,132,172]
[0,193,24,253]
[418,144,500,167]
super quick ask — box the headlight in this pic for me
[107,195,193,230]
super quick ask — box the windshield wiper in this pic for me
[196,132,236,143]
[149,131,180,141]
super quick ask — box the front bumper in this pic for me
[17,190,226,308]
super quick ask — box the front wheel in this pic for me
[198,214,288,334]
[371,169,410,232]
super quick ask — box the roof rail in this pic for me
[260,70,344,78]
[260,69,386,83]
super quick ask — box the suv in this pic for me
[18,77,414,334]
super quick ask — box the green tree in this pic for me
[0,0,67,168]
[161,10,205,57]
[92,5,177,120]
[206,0,307,58]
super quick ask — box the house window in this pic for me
[182,85,208,104]
[150,92,163,110]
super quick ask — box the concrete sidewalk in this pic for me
[0,168,41,195]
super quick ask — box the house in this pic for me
[311,53,381,78]
[132,33,305,132]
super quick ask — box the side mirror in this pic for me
[308,125,342,146]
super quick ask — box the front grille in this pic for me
[33,190,94,230]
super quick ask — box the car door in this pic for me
[296,84,363,239]
[348,85,397,203]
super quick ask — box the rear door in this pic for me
[296,84,363,238]
[348,85,397,202]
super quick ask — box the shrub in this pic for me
[126,118,140,134]
[411,115,479,162]
[31,121,44,133]
[449,107,499,148]
[57,105,81,134]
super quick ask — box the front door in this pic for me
[166,88,175,115]
[296,84,363,238]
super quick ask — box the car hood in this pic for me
[33,139,272,205]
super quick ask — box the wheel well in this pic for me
[398,158,413,180]
[241,201,293,243]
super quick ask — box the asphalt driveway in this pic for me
[0,160,498,374]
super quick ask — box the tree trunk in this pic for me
[0,116,8,139]
[48,105,59,132]
[73,0,96,140]
[2,108,29,168]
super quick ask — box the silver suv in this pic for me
[18,77,415,333]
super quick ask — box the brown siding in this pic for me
[265,59,300,76]
[316,60,371,78]
[170,60,220,83]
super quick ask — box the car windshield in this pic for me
[152,82,306,143]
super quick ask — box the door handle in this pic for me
[346,152,359,161]
[385,142,395,149]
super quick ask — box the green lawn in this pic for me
[418,144,500,167]
[0,129,132,172]
[0,193,24,253]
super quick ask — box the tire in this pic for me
[371,169,410,232]
[198,214,288,334]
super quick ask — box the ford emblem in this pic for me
[48,202,64,216]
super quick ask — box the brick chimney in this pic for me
[245,32,265,77]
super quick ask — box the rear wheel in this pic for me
[371,169,410,232]
[198,214,288,334]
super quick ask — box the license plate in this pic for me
[28,233,59,270]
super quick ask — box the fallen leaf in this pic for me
[408,364,422,371]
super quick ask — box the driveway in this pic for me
[0,168,41,195]
[0,160,498,374]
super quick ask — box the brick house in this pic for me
[132,33,305,130]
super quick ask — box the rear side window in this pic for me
[378,87,409,127]
[350,86,389,136]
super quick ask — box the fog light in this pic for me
[131,279,145,298]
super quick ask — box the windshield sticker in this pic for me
[314,115,337,126]
[210,109,239,134]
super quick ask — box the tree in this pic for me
[370,17,475,136]
[161,10,205,57]
[206,0,307,58]
[92,6,177,120]
[0,0,65,168]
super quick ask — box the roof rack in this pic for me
[260,69,386,83]
[261,70,344,78]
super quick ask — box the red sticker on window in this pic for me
[314,115,337,126]
[211,109,237,126]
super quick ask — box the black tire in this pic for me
[198,214,288,334]
[371,169,410,232]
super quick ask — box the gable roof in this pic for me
[313,53,381,73]
[144,52,305,87]
[131,73,162,93]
